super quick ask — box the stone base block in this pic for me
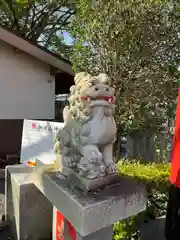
[5,165,53,240]
[33,170,147,237]
[62,166,119,191]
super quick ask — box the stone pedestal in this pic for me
[5,165,53,240]
[5,164,147,240]
[33,169,147,239]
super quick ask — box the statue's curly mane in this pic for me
[67,72,93,121]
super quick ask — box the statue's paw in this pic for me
[88,151,102,164]
[79,170,86,177]
[100,164,106,173]
[87,170,98,179]
[63,157,73,167]
[106,163,116,174]
[99,171,106,178]
[88,151,97,163]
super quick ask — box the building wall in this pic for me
[0,40,55,119]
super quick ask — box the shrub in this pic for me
[113,160,170,240]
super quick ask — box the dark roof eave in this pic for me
[0,25,74,76]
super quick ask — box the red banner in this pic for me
[56,210,65,240]
[66,219,76,240]
[170,87,180,187]
[56,210,76,240]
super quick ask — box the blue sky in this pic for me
[62,31,89,47]
[63,31,73,45]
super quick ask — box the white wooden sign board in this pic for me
[20,119,64,164]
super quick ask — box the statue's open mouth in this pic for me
[78,96,115,104]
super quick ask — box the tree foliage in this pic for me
[70,0,180,133]
[0,0,75,58]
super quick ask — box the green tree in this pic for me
[0,0,75,58]
[70,0,180,135]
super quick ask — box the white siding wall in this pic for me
[0,40,55,119]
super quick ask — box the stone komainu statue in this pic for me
[56,72,117,182]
